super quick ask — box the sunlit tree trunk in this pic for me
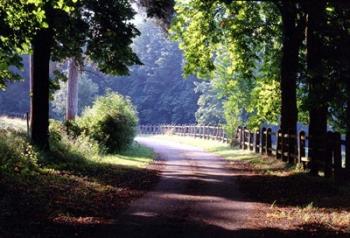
[66,58,79,120]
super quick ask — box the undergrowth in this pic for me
[0,119,157,237]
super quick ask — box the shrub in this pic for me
[77,92,138,152]
[0,129,40,175]
[49,120,100,163]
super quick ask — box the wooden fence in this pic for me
[236,126,349,179]
[138,125,229,143]
[139,124,349,179]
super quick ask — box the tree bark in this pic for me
[66,59,79,120]
[278,2,305,163]
[31,28,53,149]
[304,1,328,176]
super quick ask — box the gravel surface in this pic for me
[112,136,257,238]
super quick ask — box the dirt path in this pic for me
[111,136,257,237]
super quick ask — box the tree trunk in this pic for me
[66,59,79,120]
[31,28,53,149]
[278,3,305,163]
[305,1,328,176]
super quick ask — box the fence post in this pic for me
[282,133,288,162]
[261,128,266,155]
[276,129,282,159]
[249,131,254,151]
[288,129,295,164]
[243,127,247,150]
[298,131,306,165]
[237,127,242,148]
[266,128,272,156]
[26,112,30,138]
[255,129,260,153]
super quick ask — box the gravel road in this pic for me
[112,136,257,238]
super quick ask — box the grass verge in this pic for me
[0,118,159,237]
[146,135,350,236]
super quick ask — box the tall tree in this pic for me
[29,0,141,148]
[276,1,306,162]
[303,1,328,175]
[66,58,79,120]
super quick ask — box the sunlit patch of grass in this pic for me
[266,204,350,231]
[0,116,27,132]
[102,143,154,168]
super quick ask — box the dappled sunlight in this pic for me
[102,155,152,168]
[136,135,350,235]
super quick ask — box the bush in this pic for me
[47,120,101,171]
[0,130,40,175]
[77,92,138,152]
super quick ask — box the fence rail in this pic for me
[236,126,349,179]
[139,124,350,179]
[138,125,230,143]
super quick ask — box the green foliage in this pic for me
[0,1,43,87]
[171,1,282,132]
[1,19,199,125]
[0,130,40,175]
[91,20,199,125]
[194,81,225,125]
[48,119,101,168]
[77,92,138,152]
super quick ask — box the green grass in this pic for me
[102,143,154,168]
[0,118,158,237]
